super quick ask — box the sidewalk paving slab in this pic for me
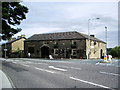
[0,70,12,89]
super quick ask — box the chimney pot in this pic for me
[90,35,95,37]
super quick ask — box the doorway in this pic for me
[100,49,103,59]
[41,46,49,58]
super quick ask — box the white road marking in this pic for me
[95,62,100,65]
[26,62,48,65]
[35,63,48,65]
[70,67,81,70]
[24,61,32,64]
[100,71,120,76]
[20,64,30,67]
[34,67,54,73]
[12,62,17,64]
[48,66,67,72]
[57,65,81,70]
[57,65,69,68]
[70,77,113,89]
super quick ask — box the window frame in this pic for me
[54,49,59,55]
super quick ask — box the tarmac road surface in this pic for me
[0,58,119,89]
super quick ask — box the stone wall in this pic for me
[24,39,86,59]
[86,39,106,59]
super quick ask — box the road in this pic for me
[0,58,119,89]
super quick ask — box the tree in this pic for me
[2,2,28,40]
[109,46,120,58]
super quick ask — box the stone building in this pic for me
[2,35,26,58]
[24,31,106,59]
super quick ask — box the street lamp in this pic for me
[4,42,7,59]
[105,26,107,55]
[87,18,100,59]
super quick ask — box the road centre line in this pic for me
[57,65,69,68]
[20,64,30,67]
[24,62,48,65]
[12,62,17,64]
[100,71,120,76]
[70,77,114,89]
[49,66,67,72]
[70,67,81,70]
[34,67,55,74]
[24,61,32,64]
[34,63,48,65]
[57,65,81,70]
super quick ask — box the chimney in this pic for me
[90,35,95,37]
[17,35,26,39]
[21,35,26,38]
[17,36,21,39]
[9,37,16,41]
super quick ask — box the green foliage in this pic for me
[2,2,28,40]
[109,46,120,58]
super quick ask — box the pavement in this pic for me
[0,58,12,90]
[0,58,119,89]
[0,70,12,89]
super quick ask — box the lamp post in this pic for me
[4,42,7,59]
[87,18,100,59]
[105,26,107,55]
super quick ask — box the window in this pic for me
[54,41,58,45]
[54,41,58,48]
[43,41,49,45]
[37,50,39,55]
[54,49,59,55]
[71,40,77,48]
[61,49,64,54]
[71,49,77,56]
[94,41,97,45]
[28,47,34,53]
[71,40,76,45]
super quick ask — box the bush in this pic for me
[109,46,120,58]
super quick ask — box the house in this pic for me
[2,35,26,58]
[24,31,106,59]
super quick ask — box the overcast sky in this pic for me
[3,0,119,48]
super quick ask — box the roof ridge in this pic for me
[77,32,88,38]
[34,31,77,35]
[25,31,105,43]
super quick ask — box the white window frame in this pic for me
[54,49,59,55]
[71,49,77,56]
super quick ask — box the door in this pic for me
[41,46,49,58]
[100,49,103,59]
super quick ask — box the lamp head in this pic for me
[105,26,107,29]
[96,18,100,19]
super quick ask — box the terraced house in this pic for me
[2,35,26,58]
[24,31,106,59]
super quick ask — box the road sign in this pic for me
[4,49,7,51]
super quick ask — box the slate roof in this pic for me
[2,37,26,45]
[25,31,106,43]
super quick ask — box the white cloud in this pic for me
[13,2,118,48]
[23,0,119,2]
[14,27,62,38]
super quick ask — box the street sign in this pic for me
[4,49,7,51]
